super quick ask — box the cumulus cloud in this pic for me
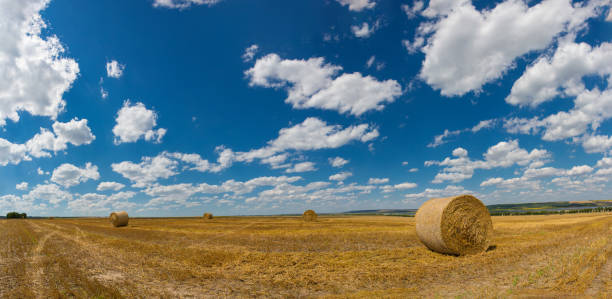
[106,60,125,78]
[414,0,606,96]
[24,183,72,205]
[234,117,379,164]
[112,101,167,144]
[503,38,612,154]
[142,176,303,207]
[507,41,612,107]
[427,140,549,183]
[404,185,474,201]
[480,162,598,192]
[0,118,94,166]
[336,0,376,11]
[245,54,402,116]
[152,0,221,9]
[329,156,349,167]
[351,22,379,38]
[402,1,425,18]
[112,118,372,185]
[111,154,178,188]
[51,163,100,188]
[285,162,317,173]
[0,139,29,166]
[16,182,29,191]
[97,181,125,192]
[368,177,389,184]
[329,171,352,181]
[27,118,95,158]
[0,0,79,126]
[242,44,259,62]
[505,88,612,152]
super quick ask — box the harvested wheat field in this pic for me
[0,213,610,298]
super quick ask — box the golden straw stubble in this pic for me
[303,210,317,221]
[415,194,492,255]
[110,211,129,227]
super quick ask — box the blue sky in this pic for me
[1,0,612,216]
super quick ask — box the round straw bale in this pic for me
[110,211,129,227]
[415,194,492,255]
[303,210,317,221]
[203,213,213,219]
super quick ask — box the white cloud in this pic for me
[428,129,462,148]
[394,182,418,189]
[24,183,72,205]
[429,119,497,147]
[0,118,94,166]
[507,41,612,107]
[111,154,178,188]
[368,177,389,184]
[51,163,100,188]
[0,138,29,166]
[409,168,419,172]
[505,88,612,152]
[402,1,425,18]
[0,0,79,126]
[152,0,221,9]
[351,22,378,38]
[404,185,474,201]
[235,117,378,163]
[68,191,137,213]
[471,119,496,132]
[607,8,612,21]
[336,0,376,11]
[106,60,124,78]
[329,156,349,168]
[329,171,352,181]
[246,54,402,116]
[566,165,594,176]
[169,150,233,173]
[112,101,167,144]
[37,167,48,175]
[416,0,605,96]
[582,135,612,153]
[285,162,317,173]
[97,181,125,192]
[403,37,425,54]
[16,182,28,191]
[26,118,95,158]
[100,86,108,99]
[428,140,549,183]
[242,44,259,62]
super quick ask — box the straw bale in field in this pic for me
[415,194,492,255]
[203,213,213,219]
[303,210,317,221]
[110,211,129,227]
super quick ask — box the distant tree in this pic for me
[6,212,26,219]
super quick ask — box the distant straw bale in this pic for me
[110,211,129,227]
[203,213,213,220]
[303,210,317,221]
[415,194,492,255]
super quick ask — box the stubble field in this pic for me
[0,213,610,298]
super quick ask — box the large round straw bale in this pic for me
[303,210,317,221]
[110,211,129,227]
[415,194,492,255]
[203,213,213,219]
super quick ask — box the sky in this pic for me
[1,0,612,217]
